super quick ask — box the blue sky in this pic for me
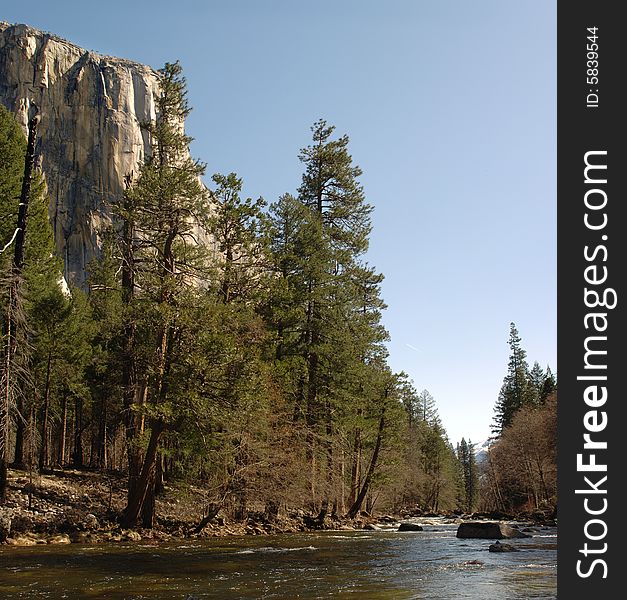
[3,0,556,445]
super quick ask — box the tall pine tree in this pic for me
[492,323,530,434]
[114,61,212,527]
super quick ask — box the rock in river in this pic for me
[489,541,519,552]
[456,522,531,539]
[398,522,424,532]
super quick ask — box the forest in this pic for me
[0,62,557,533]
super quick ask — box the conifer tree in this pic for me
[417,389,440,427]
[540,366,556,403]
[1,106,61,499]
[114,61,212,527]
[208,172,268,304]
[525,361,545,407]
[492,323,530,434]
[457,438,479,512]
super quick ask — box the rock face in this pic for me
[0,22,161,285]
[456,522,531,540]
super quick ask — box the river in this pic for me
[0,522,557,599]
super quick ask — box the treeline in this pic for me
[482,323,557,514]
[0,64,480,526]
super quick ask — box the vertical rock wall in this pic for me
[0,22,162,285]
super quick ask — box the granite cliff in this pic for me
[0,22,163,285]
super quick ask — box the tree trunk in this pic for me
[318,400,334,520]
[122,418,165,527]
[120,181,144,503]
[140,469,156,528]
[72,396,83,468]
[13,396,25,468]
[348,409,362,507]
[306,349,318,509]
[38,349,53,471]
[58,395,67,465]
[346,407,385,519]
[0,114,39,503]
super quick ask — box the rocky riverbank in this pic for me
[0,468,555,547]
[0,468,396,546]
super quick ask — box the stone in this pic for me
[464,559,485,565]
[5,536,37,546]
[0,22,210,287]
[489,541,520,552]
[83,513,99,530]
[48,534,71,544]
[70,531,93,543]
[21,482,37,495]
[456,522,531,539]
[398,522,424,532]
[0,509,11,542]
[377,515,396,523]
[124,530,142,542]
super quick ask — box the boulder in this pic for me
[123,530,142,542]
[48,534,71,545]
[398,522,424,532]
[456,522,531,539]
[70,531,94,544]
[489,541,519,552]
[83,513,99,530]
[5,536,38,546]
[378,515,397,523]
[0,509,11,542]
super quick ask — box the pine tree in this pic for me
[492,323,530,434]
[1,106,61,499]
[526,361,545,407]
[417,389,441,427]
[208,172,268,304]
[293,119,375,512]
[457,438,479,512]
[540,366,556,403]
[113,61,212,527]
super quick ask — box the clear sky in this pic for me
[3,0,556,446]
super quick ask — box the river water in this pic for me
[0,522,556,599]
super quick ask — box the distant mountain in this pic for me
[473,438,492,464]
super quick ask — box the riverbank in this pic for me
[0,468,555,547]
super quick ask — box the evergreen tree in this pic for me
[85,234,126,469]
[208,172,268,304]
[492,323,530,434]
[457,438,479,512]
[540,366,556,403]
[417,389,440,427]
[297,119,372,258]
[1,106,61,499]
[113,61,213,527]
[287,119,377,513]
[525,361,545,407]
